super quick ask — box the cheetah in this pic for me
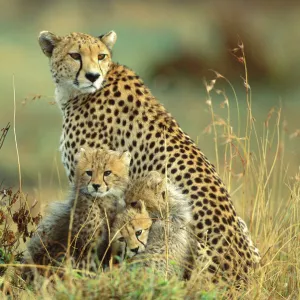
[111,200,152,262]
[111,171,193,278]
[24,147,131,273]
[38,30,260,286]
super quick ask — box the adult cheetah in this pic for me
[38,30,260,286]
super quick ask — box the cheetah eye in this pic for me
[135,230,142,237]
[69,53,81,61]
[86,170,93,176]
[104,170,111,176]
[98,54,106,61]
[118,237,125,242]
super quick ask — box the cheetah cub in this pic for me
[111,171,193,278]
[24,147,131,272]
[111,200,152,261]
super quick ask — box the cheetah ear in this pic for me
[74,147,87,162]
[146,171,165,191]
[99,31,117,51]
[120,151,131,167]
[38,31,61,57]
[131,200,146,213]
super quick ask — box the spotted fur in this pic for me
[39,30,260,286]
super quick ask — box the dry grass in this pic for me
[1,45,300,299]
[199,43,300,299]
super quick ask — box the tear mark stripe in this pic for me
[74,56,82,86]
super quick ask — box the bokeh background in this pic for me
[1,0,300,211]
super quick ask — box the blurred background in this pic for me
[0,0,299,212]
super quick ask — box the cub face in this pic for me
[112,201,153,260]
[75,147,131,198]
[38,31,117,96]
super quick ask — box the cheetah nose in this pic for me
[85,72,100,83]
[92,184,101,191]
[131,247,139,254]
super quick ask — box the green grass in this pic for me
[2,264,191,299]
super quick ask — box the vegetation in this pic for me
[0,43,299,299]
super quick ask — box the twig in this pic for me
[12,76,22,191]
[0,123,10,150]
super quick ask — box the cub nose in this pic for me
[85,72,100,83]
[131,247,139,254]
[92,184,100,191]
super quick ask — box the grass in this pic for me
[1,45,300,299]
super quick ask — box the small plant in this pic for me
[0,124,42,278]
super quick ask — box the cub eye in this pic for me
[118,237,125,242]
[104,170,111,176]
[86,170,93,176]
[69,53,81,60]
[98,54,106,61]
[135,230,142,237]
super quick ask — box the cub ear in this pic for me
[74,147,88,163]
[146,171,165,191]
[99,31,117,51]
[130,200,146,213]
[38,31,61,57]
[120,150,131,167]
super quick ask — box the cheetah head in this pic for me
[75,147,131,198]
[38,31,117,106]
[112,200,152,260]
